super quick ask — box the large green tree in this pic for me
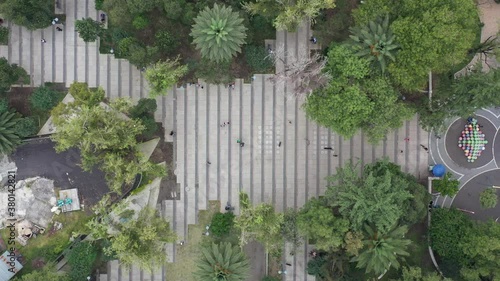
[87,197,177,272]
[51,83,165,192]
[348,15,398,73]
[304,44,413,143]
[419,66,500,133]
[75,18,104,42]
[191,4,247,63]
[234,192,284,256]
[145,58,188,97]
[194,242,250,281]
[0,58,29,94]
[352,224,411,276]
[243,0,336,31]
[325,162,412,233]
[0,0,54,30]
[297,197,349,251]
[394,266,452,281]
[388,0,480,90]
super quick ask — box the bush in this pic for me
[139,115,158,138]
[244,45,274,74]
[262,276,281,281]
[14,117,37,137]
[0,26,8,45]
[432,172,460,197]
[132,15,150,29]
[95,0,104,10]
[479,188,498,209]
[129,98,157,119]
[67,242,98,281]
[306,255,327,278]
[246,15,276,45]
[30,86,61,111]
[0,99,8,114]
[75,18,103,42]
[195,58,234,85]
[210,212,235,237]
[155,31,179,54]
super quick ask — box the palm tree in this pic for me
[195,242,250,281]
[0,111,21,154]
[190,4,247,63]
[348,16,399,73]
[351,224,411,276]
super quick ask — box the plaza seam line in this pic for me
[228,82,232,209]
[29,30,33,87]
[250,76,255,203]
[272,74,277,207]
[118,60,122,98]
[73,2,77,82]
[282,74,288,212]
[183,85,188,240]
[217,84,221,202]
[172,86,178,262]
[238,80,243,194]
[260,74,265,204]
[85,0,89,84]
[41,30,45,84]
[205,85,210,209]
[195,81,199,224]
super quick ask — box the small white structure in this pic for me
[58,188,81,212]
[0,251,22,281]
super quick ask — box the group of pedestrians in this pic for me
[41,18,63,43]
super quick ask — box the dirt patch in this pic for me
[31,258,46,269]
[8,87,34,116]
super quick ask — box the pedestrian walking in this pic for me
[404,137,410,142]
[332,154,338,157]
[310,37,317,44]
[169,130,175,136]
[237,139,245,147]
[207,161,211,165]
[56,27,63,31]
[41,39,46,43]
[420,144,429,151]
[323,146,333,150]
[278,141,281,147]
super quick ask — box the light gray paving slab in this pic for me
[240,83,252,198]
[197,86,208,212]
[207,85,219,201]
[98,54,110,94]
[252,75,264,205]
[9,25,20,65]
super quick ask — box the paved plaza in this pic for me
[1,0,430,280]
[431,108,500,221]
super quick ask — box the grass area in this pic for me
[5,211,92,275]
[165,200,221,280]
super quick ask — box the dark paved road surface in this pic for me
[445,116,495,169]
[451,169,500,221]
[11,138,108,206]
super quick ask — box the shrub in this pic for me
[67,242,98,281]
[210,212,235,237]
[262,276,281,281]
[306,255,327,278]
[95,0,104,10]
[30,86,60,111]
[479,188,498,209]
[132,15,150,29]
[0,99,8,114]
[14,117,37,137]
[129,98,157,119]
[244,45,274,73]
[139,115,158,138]
[75,18,103,42]
[195,58,234,85]
[0,26,8,45]
[432,172,460,197]
[155,31,178,54]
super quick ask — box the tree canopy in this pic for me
[304,44,413,143]
[191,4,247,63]
[51,83,165,192]
[0,58,29,94]
[145,58,188,97]
[243,0,336,31]
[325,161,413,233]
[0,0,54,30]
[75,18,104,42]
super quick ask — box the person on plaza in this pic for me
[310,36,317,44]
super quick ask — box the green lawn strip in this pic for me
[13,211,91,274]
[166,201,240,280]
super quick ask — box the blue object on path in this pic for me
[432,164,446,177]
